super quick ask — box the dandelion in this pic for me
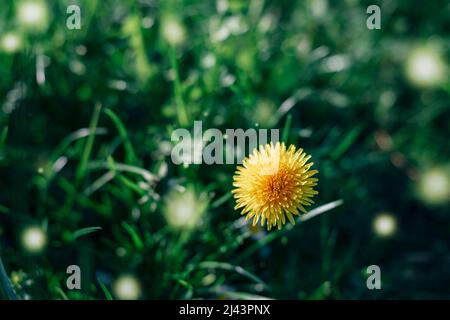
[232,142,318,230]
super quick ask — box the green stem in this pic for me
[104,108,137,165]
[169,48,189,126]
[76,103,103,184]
[61,104,102,216]
[282,114,292,143]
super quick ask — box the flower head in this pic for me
[232,142,318,230]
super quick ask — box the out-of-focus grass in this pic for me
[0,0,449,300]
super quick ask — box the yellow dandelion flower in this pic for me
[232,142,318,230]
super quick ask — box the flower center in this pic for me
[263,169,295,201]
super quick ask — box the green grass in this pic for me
[0,0,449,300]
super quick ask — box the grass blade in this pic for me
[87,160,157,182]
[169,47,189,126]
[104,108,137,165]
[281,114,292,143]
[98,279,114,300]
[70,227,102,241]
[189,261,268,290]
[49,127,108,165]
[235,199,343,263]
[122,222,144,251]
[211,192,233,209]
[55,287,69,300]
[215,291,272,300]
[330,126,363,160]
[0,256,18,300]
[76,103,102,184]
[0,126,8,147]
[83,171,116,196]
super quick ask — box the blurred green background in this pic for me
[0,0,449,299]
